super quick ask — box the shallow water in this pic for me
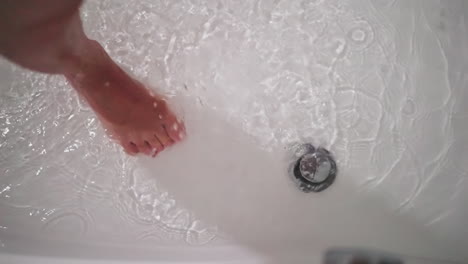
[1,0,468,262]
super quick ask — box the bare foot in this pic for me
[0,1,184,156]
[65,40,185,156]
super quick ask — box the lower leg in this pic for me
[0,0,86,74]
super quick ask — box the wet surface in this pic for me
[1,0,468,262]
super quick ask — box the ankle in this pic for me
[62,38,105,77]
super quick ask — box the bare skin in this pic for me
[0,0,185,156]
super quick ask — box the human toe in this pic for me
[156,126,174,147]
[122,141,139,155]
[135,140,153,156]
[147,134,164,157]
[165,120,185,142]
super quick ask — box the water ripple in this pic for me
[0,0,466,250]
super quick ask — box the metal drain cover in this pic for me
[289,144,337,193]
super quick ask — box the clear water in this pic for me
[1,0,468,262]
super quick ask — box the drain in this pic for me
[289,144,337,193]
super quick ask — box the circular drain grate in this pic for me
[290,144,337,193]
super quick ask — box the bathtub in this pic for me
[1,0,467,263]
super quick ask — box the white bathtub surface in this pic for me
[1,0,468,263]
